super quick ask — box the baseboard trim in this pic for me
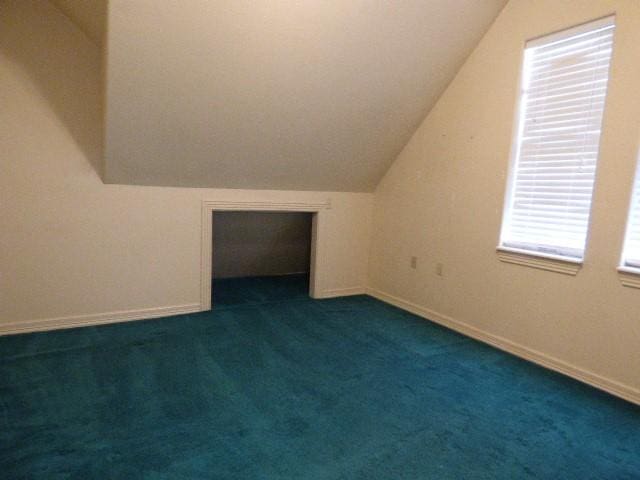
[317,286,366,299]
[366,287,640,406]
[0,303,202,336]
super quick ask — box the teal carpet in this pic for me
[1,275,638,479]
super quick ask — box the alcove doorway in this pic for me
[211,211,315,308]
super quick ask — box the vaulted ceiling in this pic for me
[51,0,507,192]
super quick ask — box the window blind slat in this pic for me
[524,112,603,128]
[530,44,613,68]
[524,86,608,106]
[525,100,605,118]
[530,37,613,66]
[511,215,589,225]
[520,141,599,151]
[513,201,591,209]
[525,91,606,107]
[518,158,597,165]
[532,27,614,54]
[527,75,609,97]
[530,59,611,83]
[523,121,603,136]
[520,132,602,143]
[525,99,606,118]
[500,17,614,260]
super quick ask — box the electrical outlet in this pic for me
[436,263,444,276]
[410,256,417,269]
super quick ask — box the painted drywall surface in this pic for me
[103,0,507,191]
[0,0,372,326]
[369,0,640,392]
[48,0,107,45]
[212,212,311,279]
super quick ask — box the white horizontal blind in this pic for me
[500,17,615,260]
[622,170,640,268]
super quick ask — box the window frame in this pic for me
[497,16,616,272]
[618,153,640,285]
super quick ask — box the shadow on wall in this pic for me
[0,0,103,177]
[213,212,313,279]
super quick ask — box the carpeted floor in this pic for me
[1,275,638,479]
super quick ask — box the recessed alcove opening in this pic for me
[211,211,315,307]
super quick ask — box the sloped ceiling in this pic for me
[48,0,107,45]
[103,1,506,191]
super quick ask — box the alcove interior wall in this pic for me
[212,211,313,280]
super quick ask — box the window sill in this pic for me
[617,267,640,289]
[496,247,582,276]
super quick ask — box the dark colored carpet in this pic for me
[1,275,638,479]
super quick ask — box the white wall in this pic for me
[0,0,372,332]
[212,212,311,279]
[369,0,640,402]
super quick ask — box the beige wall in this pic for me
[0,0,372,331]
[369,0,640,399]
[3,0,638,402]
[48,0,107,45]
[103,0,506,191]
[212,212,312,279]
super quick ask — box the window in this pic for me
[621,165,640,272]
[499,17,615,263]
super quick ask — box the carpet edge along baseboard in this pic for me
[0,303,202,336]
[366,287,640,407]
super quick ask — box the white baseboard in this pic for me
[0,303,202,336]
[366,287,640,406]
[317,286,366,299]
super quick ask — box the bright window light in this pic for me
[621,161,640,270]
[499,16,615,261]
